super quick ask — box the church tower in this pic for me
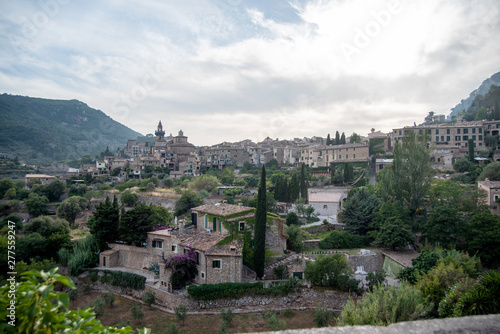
[155,121,165,141]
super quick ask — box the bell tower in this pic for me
[155,121,165,141]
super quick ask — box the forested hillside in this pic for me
[0,94,141,163]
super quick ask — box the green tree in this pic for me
[478,161,500,181]
[42,179,66,201]
[254,165,267,279]
[219,167,235,186]
[468,138,475,162]
[175,190,203,216]
[377,131,433,218]
[24,215,70,238]
[119,203,157,246]
[343,163,354,184]
[349,132,361,143]
[288,173,300,202]
[341,188,380,235]
[57,196,88,225]
[335,131,340,145]
[340,132,346,144]
[453,157,475,173]
[0,268,150,333]
[121,189,138,207]
[88,196,120,251]
[3,187,16,199]
[304,254,356,291]
[0,178,15,198]
[190,174,221,192]
[16,233,47,262]
[285,212,300,226]
[175,304,187,326]
[299,164,308,202]
[25,192,49,217]
[463,209,500,268]
[371,202,415,250]
[326,133,332,145]
[285,225,303,253]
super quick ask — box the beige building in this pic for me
[477,181,500,215]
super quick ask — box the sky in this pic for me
[1,0,499,146]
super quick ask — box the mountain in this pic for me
[0,94,142,163]
[449,71,500,119]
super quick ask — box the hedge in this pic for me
[319,230,372,249]
[187,278,298,300]
[88,269,146,289]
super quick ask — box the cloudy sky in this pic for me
[1,0,499,146]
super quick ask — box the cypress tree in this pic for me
[300,163,308,201]
[326,134,331,145]
[340,132,346,144]
[289,173,300,203]
[468,139,475,162]
[254,165,267,278]
[335,131,340,145]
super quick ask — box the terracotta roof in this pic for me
[148,229,172,237]
[308,192,345,203]
[192,203,255,217]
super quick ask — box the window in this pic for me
[479,135,483,140]
[201,272,205,278]
[323,205,328,209]
[172,245,178,253]
[435,136,439,142]
[479,128,483,133]
[473,135,476,140]
[212,260,221,268]
[455,136,461,141]
[195,252,200,264]
[447,129,450,134]
[353,154,356,158]
[436,129,439,134]
[441,136,444,142]
[239,222,245,231]
[457,129,461,134]
[472,128,476,134]
[213,217,217,232]
[205,215,208,229]
[463,135,469,141]
[447,136,450,141]
[463,128,469,134]
[152,240,163,248]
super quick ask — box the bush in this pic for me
[143,290,155,307]
[131,302,144,322]
[267,313,287,331]
[438,277,476,318]
[91,297,105,317]
[366,269,386,292]
[165,323,179,334]
[282,308,294,318]
[220,308,234,327]
[121,189,138,207]
[88,269,146,289]
[103,290,115,307]
[285,212,300,226]
[339,283,432,326]
[319,230,371,249]
[175,304,187,326]
[452,270,500,317]
[314,306,331,327]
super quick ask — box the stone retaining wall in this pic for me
[79,277,351,314]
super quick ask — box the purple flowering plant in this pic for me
[164,245,198,288]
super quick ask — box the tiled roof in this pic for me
[177,233,226,251]
[192,203,255,217]
[381,249,419,267]
[308,192,345,203]
[100,249,119,255]
[206,239,243,256]
[478,180,500,189]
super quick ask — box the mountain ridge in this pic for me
[0,94,142,163]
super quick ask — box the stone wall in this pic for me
[303,240,321,250]
[81,277,350,313]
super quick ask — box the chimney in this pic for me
[179,220,184,233]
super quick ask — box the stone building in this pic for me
[477,180,500,215]
[308,191,347,220]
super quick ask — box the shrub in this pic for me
[166,323,179,334]
[314,306,330,327]
[220,308,234,327]
[82,283,91,294]
[131,302,144,322]
[282,308,294,318]
[68,288,78,304]
[175,304,187,326]
[452,270,500,317]
[91,297,105,317]
[366,269,386,292]
[319,230,371,249]
[103,290,115,308]
[339,283,432,326]
[121,189,138,207]
[267,313,287,331]
[88,269,146,289]
[438,277,476,318]
[143,290,155,307]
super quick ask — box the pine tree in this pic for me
[335,131,340,145]
[340,132,346,144]
[254,166,267,279]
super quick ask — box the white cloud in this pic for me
[0,0,499,146]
